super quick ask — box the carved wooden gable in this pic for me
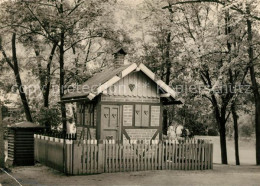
[105,71,160,98]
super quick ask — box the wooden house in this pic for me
[62,48,182,143]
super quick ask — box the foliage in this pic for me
[35,106,61,130]
[240,125,254,137]
[208,128,219,136]
[0,0,129,129]
[1,105,9,119]
[184,119,207,136]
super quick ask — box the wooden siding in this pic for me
[134,104,142,127]
[151,106,160,126]
[141,105,149,127]
[123,105,133,126]
[76,127,96,140]
[76,103,97,127]
[7,129,15,162]
[99,103,162,142]
[101,95,160,103]
[106,71,160,98]
[100,105,120,141]
[8,128,42,166]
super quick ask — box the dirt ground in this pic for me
[0,164,260,186]
[1,136,257,185]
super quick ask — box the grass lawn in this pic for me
[195,136,256,165]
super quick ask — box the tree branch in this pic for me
[0,37,14,70]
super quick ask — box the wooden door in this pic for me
[101,105,120,141]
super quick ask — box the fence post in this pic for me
[64,139,73,175]
[210,143,213,169]
[158,141,162,170]
[34,134,38,162]
[98,140,104,173]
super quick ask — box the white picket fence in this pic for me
[34,135,213,175]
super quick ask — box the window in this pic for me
[77,103,84,125]
[135,104,150,127]
[85,104,96,126]
[77,103,96,126]
[122,104,160,127]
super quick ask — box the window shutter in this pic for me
[141,105,149,127]
[135,104,142,126]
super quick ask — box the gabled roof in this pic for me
[62,63,182,104]
[113,48,127,55]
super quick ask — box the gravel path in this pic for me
[1,164,260,186]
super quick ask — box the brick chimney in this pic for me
[113,48,127,67]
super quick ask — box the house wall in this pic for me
[124,129,159,143]
[75,102,97,140]
[73,71,165,142]
[99,71,163,143]
[105,71,160,99]
[76,127,96,140]
[99,103,162,143]
[121,103,162,143]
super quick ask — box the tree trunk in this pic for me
[165,32,171,85]
[163,109,168,135]
[12,33,33,122]
[162,14,172,135]
[59,31,67,135]
[162,32,171,135]
[0,103,5,168]
[44,43,57,131]
[34,43,57,131]
[231,103,240,165]
[246,7,260,165]
[219,119,228,164]
[44,43,57,108]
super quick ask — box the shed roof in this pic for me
[8,121,44,128]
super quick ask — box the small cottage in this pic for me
[62,48,181,143]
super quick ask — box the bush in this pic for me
[208,128,218,136]
[184,120,207,136]
[240,125,254,137]
[35,107,61,130]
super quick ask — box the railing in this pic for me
[36,132,77,140]
[34,135,213,175]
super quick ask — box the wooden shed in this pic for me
[62,48,182,143]
[7,121,44,166]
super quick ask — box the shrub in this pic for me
[208,128,218,136]
[240,125,254,137]
[35,107,61,130]
[184,120,207,136]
